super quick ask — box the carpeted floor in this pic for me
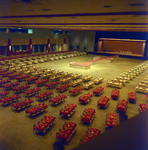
[0,54,147,150]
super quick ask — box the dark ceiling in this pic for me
[0,0,148,32]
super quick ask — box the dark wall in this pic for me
[69,31,95,52]
[95,31,148,57]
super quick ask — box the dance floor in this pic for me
[0,54,147,150]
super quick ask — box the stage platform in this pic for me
[69,55,118,69]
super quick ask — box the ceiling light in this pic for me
[27,9,34,11]
[15,0,43,4]
[40,9,51,11]
[128,3,145,6]
[104,5,112,7]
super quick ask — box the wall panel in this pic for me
[32,38,48,45]
[69,31,95,52]
[11,38,29,45]
[102,39,145,56]
[0,39,8,46]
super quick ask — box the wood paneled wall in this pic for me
[102,40,145,56]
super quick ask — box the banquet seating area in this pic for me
[0,52,148,150]
[106,61,148,89]
[0,51,87,67]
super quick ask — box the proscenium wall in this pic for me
[69,31,95,52]
[95,31,148,57]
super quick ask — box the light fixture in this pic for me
[104,5,112,7]
[128,3,145,6]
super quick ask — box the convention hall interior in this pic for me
[0,0,148,150]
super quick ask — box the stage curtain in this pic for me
[69,31,95,52]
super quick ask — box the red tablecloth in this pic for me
[15,73,22,76]
[97,96,109,108]
[0,72,8,77]
[128,92,136,102]
[49,94,66,105]
[3,83,13,89]
[35,79,49,86]
[111,89,119,99]
[35,91,53,100]
[69,87,83,95]
[24,87,41,96]
[106,113,118,128]
[59,104,76,117]
[0,94,21,105]
[81,108,95,123]
[93,87,104,95]
[117,100,128,112]
[0,91,9,97]
[81,128,101,144]
[13,84,30,93]
[79,93,92,104]
[56,122,76,142]
[56,84,70,92]
[26,77,39,84]
[16,75,30,82]
[0,79,11,86]
[45,81,59,88]
[8,74,16,79]
[139,103,148,112]
[0,69,7,73]
[26,103,48,116]
[11,98,33,110]
[33,115,56,133]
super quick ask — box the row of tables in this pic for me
[0,66,147,146]
[11,98,34,111]
[33,115,56,134]
[0,94,21,105]
[0,89,137,116]
[0,69,104,92]
[59,104,76,118]
[25,103,48,116]
[107,60,148,89]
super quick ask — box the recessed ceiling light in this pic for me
[104,5,112,8]
[40,9,51,11]
[22,0,32,2]
[111,19,116,22]
[128,3,145,6]
[27,9,34,12]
